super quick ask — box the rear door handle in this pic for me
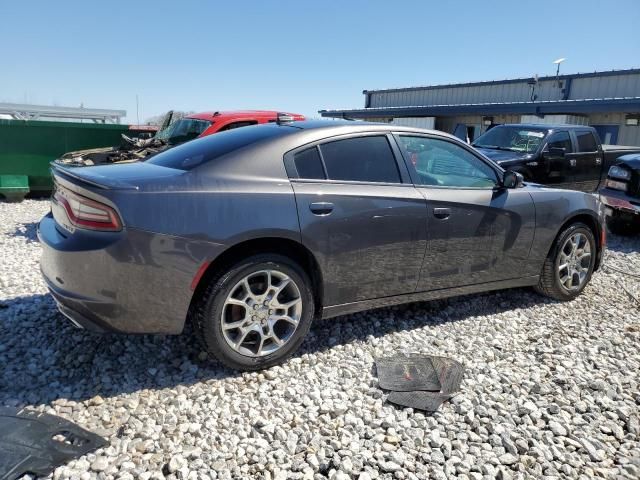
[433,207,451,219]
[309,202,334,215]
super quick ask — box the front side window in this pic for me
[546,131,573,152]
[318,136,401,183]
[398,136,497,188]
[576,131,598,152]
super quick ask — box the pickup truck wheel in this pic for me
[535,223,596,301]
[606,213,640,236]
[194,254,315,371]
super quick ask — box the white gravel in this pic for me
[1,199,639,480]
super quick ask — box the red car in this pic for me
[180,110,306,139]
[57,110,306,166]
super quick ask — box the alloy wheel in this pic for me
[557,232,592,291]
[221,269,303,357]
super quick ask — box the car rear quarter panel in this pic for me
[526,187,603,271]
[48,142,303,333]
[106,167,301,323]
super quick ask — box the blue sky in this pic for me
[2,0,639,123]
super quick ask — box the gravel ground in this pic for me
[1,199,639,480]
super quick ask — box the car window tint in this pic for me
[218,120,259,132]
[397,136,497,188]
[147,124,290,170]
[294,147,326,179]
[576,131,598,152]
[319,136,401,183]
[546,131,573,152]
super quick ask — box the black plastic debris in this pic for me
[0,407,106,480]
[375,354,464,412]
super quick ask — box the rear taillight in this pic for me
[53,186,122,231]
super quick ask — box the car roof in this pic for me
[279,119,462,141]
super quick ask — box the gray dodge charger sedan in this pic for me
[39,120,605,370]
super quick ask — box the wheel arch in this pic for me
[554,211,604,271]
[188,237,324,319]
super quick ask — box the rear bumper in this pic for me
[599,188,640,216]
[38,212,204,334]
[46,277,118,333]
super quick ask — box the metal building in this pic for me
[320,68,640,146]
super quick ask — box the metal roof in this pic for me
[320,97,640,119]
[0,103,126,123]
[362,68,640,95]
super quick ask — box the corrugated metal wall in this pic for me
[589,112,640,146]
[368,72,640,108]
[571,74,640,99]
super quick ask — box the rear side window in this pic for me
[546,131,573,152]
[147,124,289,170]
[319,136,401,183]
[218,120,259,132]
[294,147,326,179]
[576,131,598,152]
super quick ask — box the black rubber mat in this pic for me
[375,354,463,392]
[375,354,464,412]
[387,391,452,412]
[0,407,106,480]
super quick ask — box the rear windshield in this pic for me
[147,124,292,170]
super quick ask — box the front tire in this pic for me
[535,223,596,301]
[194,254,315,371]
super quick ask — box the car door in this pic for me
[285,133,428,306]
[394,134,536,291]
[571,130,602,192]
[541,130,574,189]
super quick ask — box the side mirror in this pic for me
[503,170,524,189]
[543,147,565,160]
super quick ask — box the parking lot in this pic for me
[0,199,638,479]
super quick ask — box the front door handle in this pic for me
[309,202,334,215]
[433,207,451,219]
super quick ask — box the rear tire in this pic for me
[535,222,596,301]
[194,254,315,371]
[606,213,640,236]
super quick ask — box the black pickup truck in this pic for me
[472,124,640,193]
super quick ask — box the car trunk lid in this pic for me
[52,162,182,191]
[50,162,184,234]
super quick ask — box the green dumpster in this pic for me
[0,174,30,202]
[0,119,141,201]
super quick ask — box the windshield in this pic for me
[473,126,548,153]
[155,118,212,145]
[147,123,292,170]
